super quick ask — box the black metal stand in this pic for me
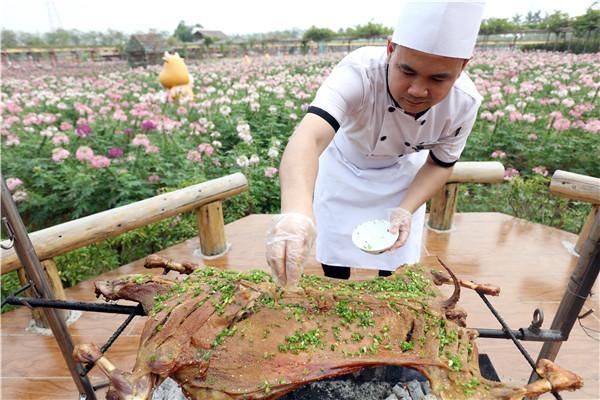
[1,175,97,400]
[528,211,600,384]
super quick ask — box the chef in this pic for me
[266,1,485,286]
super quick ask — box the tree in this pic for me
[479,18,517,35]
[1,30,18,48]
[103,29,127,46]
[44,29,74,47]
[173,20,202,43]
[543,11,571,40]
[524,10,544,29]
[19,32,45,47]
[302,26,336,42]
[345,22,392,39]
[572,5,600,38]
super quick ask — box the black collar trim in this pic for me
[414,108,430,120]
[385,64,400,108]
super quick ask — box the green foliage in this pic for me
[523,10,544,29]
[572,7,600,38]
[1,29,129,48]
[173,20,202,43]
[480,18,518,35]
[543,11,571,36]
[520,38,600,53]
[302,26,336,43]
[1,29,18,48]
[457,179,591,234]
[344,22,392,39]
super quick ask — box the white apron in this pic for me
[314,111,428,271]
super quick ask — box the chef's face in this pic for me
[386,42,468,114]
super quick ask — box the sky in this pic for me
[0,0,594,36]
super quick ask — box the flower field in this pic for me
[1,49,598,298]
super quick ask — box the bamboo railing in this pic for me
[549,170,600,255]
[1,173,248,327]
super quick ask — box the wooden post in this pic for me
[427,161,505,231]
[196,201,228,257]
[16,259,69,327]
[428,183,459,231]
[575,205,599,255]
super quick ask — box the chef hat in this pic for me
[391,1,486,59]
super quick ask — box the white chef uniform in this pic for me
[310,46,482,270]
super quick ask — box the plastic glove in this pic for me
[265,213,316,288]
[387,207,412,251]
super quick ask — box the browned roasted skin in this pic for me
[83,263,583,400]
[95,275,173,313]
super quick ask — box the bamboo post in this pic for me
[427,161,505,231]
[41,259,70,322]
[575,205,599,254]
[428,183,459,231]
[196,201,228,258]
[16,259,69,327]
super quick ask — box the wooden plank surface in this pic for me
[1,213,598,400]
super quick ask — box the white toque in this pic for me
[391,1,486,59]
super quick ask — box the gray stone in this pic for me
[421,379,432,395]
[392,383,411,399]
[152,378,186,400]
[407,380,426,400]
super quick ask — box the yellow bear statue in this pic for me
[159,52,194,102]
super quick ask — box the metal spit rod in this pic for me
[3,294,566,342]
[1,175,97,400]
[478,292,563,400]
[81,305,142,376]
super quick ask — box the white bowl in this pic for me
[352,219,399,254]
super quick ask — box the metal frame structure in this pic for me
[2,174,598,399]
[1,176,96,399]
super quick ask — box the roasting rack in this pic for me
[2,176,599,400]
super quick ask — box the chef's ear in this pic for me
[386,38,395,60]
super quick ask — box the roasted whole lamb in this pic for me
[74,256,583,399]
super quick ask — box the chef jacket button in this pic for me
[420,120,426,125]
[404,141,410,146]
[380,136,387,141]
[398,154,404,157]
[388,106,395,112]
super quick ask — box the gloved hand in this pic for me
[387,207,412,251]
[265,213,316,288]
